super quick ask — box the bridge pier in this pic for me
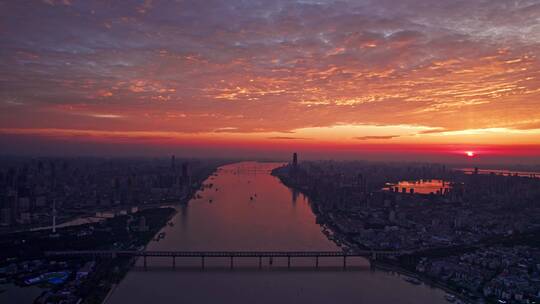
[287,256,291,268]
[172,256,176,269]
[230,256,234,269]
[143,255,147,270]
[258,256,262,269]
[315,256,319,268]
[201,256,205,269]
[343,255,347,269]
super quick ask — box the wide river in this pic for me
[107,162,448,304]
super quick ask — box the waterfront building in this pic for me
[138,216,149,232]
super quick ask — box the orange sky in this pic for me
[1,0,540,160]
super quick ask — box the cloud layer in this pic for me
[1,0,539,149]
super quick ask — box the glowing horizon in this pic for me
[1,0,540,160]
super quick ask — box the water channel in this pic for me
[107,162,448,304]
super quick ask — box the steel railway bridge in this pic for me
[45,250,404,269]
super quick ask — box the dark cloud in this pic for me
[267,136,311,140]
[355,135,400,140]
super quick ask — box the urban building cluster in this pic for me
[0,188,195,303]
[1,257,96,303]
[0,156,221,230]
[417,246,540,303]
[275,155,540,303]
[0,156,224,303]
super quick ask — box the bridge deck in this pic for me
[45,250,402,269]
[45,250,400,258]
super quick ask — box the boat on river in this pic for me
[404,277,421,285]
[445,294,456,302]
[154,232,166,241]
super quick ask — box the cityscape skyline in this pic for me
[2,2,540,303]
[2,154,540,303]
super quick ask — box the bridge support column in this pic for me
[315,256,319,268]
[343,255,347,269]
[287,256,291,268]
[172,256,175,269]
[201,256,205,269]
[259,256,262,269]
[143,255,147,270]
[230,256,233,269]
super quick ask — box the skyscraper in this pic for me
[292,152,298,168]
[182,162,191,186]
[182,162,188,178]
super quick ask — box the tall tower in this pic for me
[290,152,299,181]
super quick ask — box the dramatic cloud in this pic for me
[0,0,539,154]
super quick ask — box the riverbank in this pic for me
[1,164,221,304]
[104,161,450,304]
[96,168,223,303]
[1,195,203,235]
[272,167,477,304]
[372,261,474,304]
[0,207,177,304]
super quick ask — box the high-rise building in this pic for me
[182,162,191,186]
[182,162,188,178]
[0,207,11,227]
[292,152,298,168]
[357,173,367,193]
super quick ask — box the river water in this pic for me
[107,162,448,304]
